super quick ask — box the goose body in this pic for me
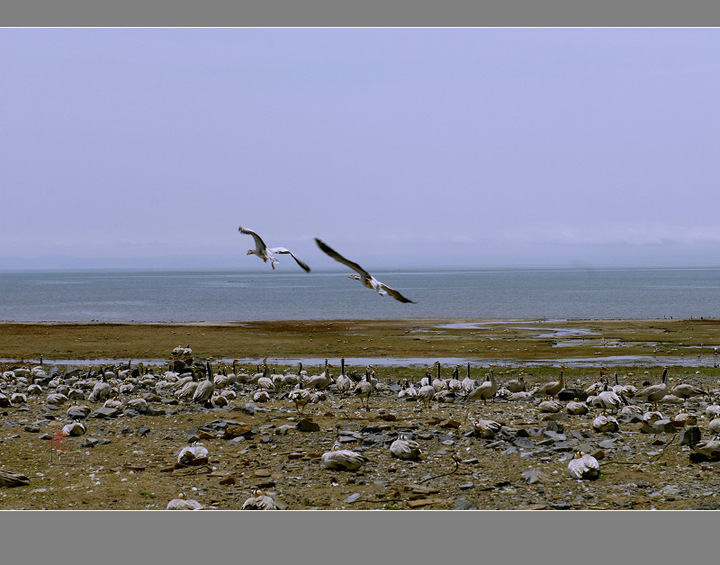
[192,362,215,405]
[568,452,600,480]
[242,490,278,510]
[390,434,422,460]
[593,411,619,433]
[239,225,311,272]
[353,371,374,411]
[537,366,566,399]
[314,238,415,303]
[321,449,369,472]
[635,368,668,410]
[566,398,589,415]
[468,368,498,405]
[472,418,502,439]
[167,492,203,510]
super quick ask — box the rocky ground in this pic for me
[2,357,720,511]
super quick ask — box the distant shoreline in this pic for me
[2,318,719,367]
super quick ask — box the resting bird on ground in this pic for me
[566,397,589,415]
[321,449,369,471]
[314,238,415,303]
[166,492,203,510]
[242,490,278,510]
[692,438,720,459]
[593,382,625,413]
[568,452,600,480]
[178,443,209,466]
[593,411,619,433]
[670,381,708,402]
[506,372,527,393]
[239,225,311,272]
[472,418,502,439]
[390,433,422,460]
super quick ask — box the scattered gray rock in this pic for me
[454,497,479,510]
[652,420,677,434]
[91,406,121,419]
[296,418,320,432]
[680,426,702,446]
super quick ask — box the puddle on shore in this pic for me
[4,355,720,369]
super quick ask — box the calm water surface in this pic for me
[2,267,720,322]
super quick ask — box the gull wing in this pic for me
[269,247,312,273]
[238,226,267,252]
[314,238,369,278]
[379,282,416,304]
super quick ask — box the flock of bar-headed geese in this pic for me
[3,350,720,507]
[1,226,719,507]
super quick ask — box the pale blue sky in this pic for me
[2,28,720,270]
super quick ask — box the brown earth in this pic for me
[1,318,720,510]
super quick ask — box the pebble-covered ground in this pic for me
[2,357,720,510]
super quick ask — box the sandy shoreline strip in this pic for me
[2,318,719,365]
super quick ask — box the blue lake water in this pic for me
[2,267,720,322]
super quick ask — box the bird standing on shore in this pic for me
[239,226,311,272]
[314,238,415,303]
[635,367,668,410]
[192,362,215,406]
[353,368,374,411]
[537,365,566,399]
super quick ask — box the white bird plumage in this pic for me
[321,449,369,471]
[390,433,422,460]
[568,452,600,480]
[239,225,311,272]
[314,238,415,303]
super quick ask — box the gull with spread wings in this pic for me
[314,238,416,303]
[238,226,311,273]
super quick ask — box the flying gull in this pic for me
[238,226,311,273]
[314,238,415,303]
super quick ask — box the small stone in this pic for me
[345,493,362,503]
[652,420,676,434]
[522,468,551,484]
[91,407,121,419]
[24,425,40,433]
[459,483,474,490]
[407,497,445,508]
[454,497,479,510]
[680,426,702,446]
[224,425,253,439]
[231,404,256,416]
[296,418,320,432]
